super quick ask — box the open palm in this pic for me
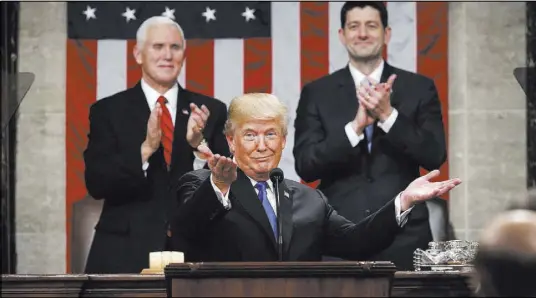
[401,170,462,211]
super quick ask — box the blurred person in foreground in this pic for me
[171,93,460,262]
[473,192,536,297]
[293,1,447,270]
[83,16,229,273]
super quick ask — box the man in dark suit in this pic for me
[171,93,459,262]
[83,16,229,273]
[293,2,447,270]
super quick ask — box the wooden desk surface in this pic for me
[1,271,476,297]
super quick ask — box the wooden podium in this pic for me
[164,261,397,297]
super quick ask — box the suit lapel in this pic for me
[169,85,193,177]
[337,66,359,121]
[126,83,152,147]
[278,181,294,258]
[230,170,278,251]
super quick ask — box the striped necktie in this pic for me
[157,96,174,167]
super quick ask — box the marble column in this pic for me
[16,2,66,273]
[527,2,536,189]
[448,2,527,241]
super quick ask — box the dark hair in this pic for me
[340,1,388,29]
[474,249,536,297]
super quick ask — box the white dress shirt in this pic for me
[140,79,207,173]
[209,172,411,227]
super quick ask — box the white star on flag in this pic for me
[202,7,216,22]
[242,7,256,22]
[162,7,175,20]
[122,7,137,23]
[82,5,96,21]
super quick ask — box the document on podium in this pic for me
[2,71,34,132]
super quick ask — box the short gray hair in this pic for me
[136,16,186,50]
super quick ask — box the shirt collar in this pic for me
[230,156,275,193]
[247,175,274,193]
[140,78,179,110]
[348,59,385,85]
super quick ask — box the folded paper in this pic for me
[149,251,184,269]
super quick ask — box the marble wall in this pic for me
[447,2,527,241]
[14,2,529,273]
[527,2,536,189]
[16,2,66,273]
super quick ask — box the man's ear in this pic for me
[226,134,235,154]
[384,26,392,46]
[133,44,143,65]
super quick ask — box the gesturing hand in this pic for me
[400,170,462,211]
[197,144,237,195]
[352,100,375,134]
[141,103,162,164]
[358,74,397,121]
[146,103,162,149]
[186,103,210,148]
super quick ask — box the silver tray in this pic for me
[417,264,474,272]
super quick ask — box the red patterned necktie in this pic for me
[157,96,174,167]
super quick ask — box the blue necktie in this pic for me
[365,124,374,152]
[360,77,374,152]
[255,182,278,239]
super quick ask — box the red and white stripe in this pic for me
[65,1,448,271]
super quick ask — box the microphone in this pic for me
[269,168,284,261]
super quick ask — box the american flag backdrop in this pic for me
[66,1,448,271]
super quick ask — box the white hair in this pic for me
[136,16,186,50]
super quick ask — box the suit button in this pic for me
[367,177,374,183]
[365,209,371,216]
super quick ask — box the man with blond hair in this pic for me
[83,16,229,273]
[171,93,460,262]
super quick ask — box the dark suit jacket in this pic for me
[83,82,230,273]
[293,63,447,269]
[170,169,403,262]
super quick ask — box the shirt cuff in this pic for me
[377,108,399,133]
[395,192,413,227]
[210,174,231,209]
[142,161,149,177]
[193,151,208,170]
[344,122,365,147]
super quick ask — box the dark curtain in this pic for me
[1,1,19,274]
